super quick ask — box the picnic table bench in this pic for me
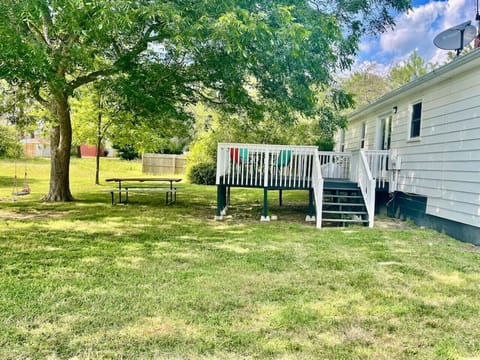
[105,177,182,205]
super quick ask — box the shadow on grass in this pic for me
[2,218,480,359]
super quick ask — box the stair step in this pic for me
[323,194,363,199]
[322,218,369,223]
[324,181,358,189]
[323,188,361,191]
[323,210,367,215]
[323,202,365,207]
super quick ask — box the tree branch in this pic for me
[23,20,51,47]
[30,85,49,108]
[69,22,166,90]
[68,69,116,90]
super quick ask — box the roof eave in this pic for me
[348,48,480,121]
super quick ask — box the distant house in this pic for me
[79,144,105,157]
[22,136,51,157]
[336,48,480,243]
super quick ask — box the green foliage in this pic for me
[341,63,389,108]
[0,0,412,199]
[0,125,23,158]
[188,162,217,185]
[388,50,433,89]
[113,144,139,161]
[316,137,335,151]
[342,51,439,109]
[71,85,108,147]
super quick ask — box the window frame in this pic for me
[359,121,366,149]
[409,100,423,140]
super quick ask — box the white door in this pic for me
[376,115,392,150]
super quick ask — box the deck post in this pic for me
[215,185,226,220]
[305,188,316,222]
[261,188,270,221]
[308,188,315,216]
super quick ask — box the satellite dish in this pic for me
[433,21,477,55]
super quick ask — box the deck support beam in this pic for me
[215,185,227,220]
[261,188,270,221]
[308,188,315,217]
[306,188,316,222]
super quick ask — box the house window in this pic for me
[410,101,422,139]
[360,122,366,149]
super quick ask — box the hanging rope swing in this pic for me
[12,152,31,197]
[10,81,31,197]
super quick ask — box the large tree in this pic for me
[0,0,410,201]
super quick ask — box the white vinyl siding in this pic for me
[343,51,480,228]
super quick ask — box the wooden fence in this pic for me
[142,153,186,175]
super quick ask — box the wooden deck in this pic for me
[215,143,390,228]
[217,175,312,190]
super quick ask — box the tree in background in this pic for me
[0,81,38,158]
[186,89,352,176]
[71,82,116,185]
[388,50,433,89]
[0,125,23,158]
[341,63,389,108]
[342,51,436,110]
[0,0,411,201]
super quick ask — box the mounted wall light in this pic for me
[393,106,398,114]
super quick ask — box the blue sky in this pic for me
[355,0,478,73]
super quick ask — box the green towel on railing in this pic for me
[277,150,292,167]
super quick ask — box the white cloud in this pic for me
[379,2,446,61]
[358,0,477,68]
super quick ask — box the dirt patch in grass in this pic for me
[0,209,70,221]
[374,217,412,230]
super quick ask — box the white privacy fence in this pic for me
[216,143,318,188]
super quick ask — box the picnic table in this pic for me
[105,177,182,205]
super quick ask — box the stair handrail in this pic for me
[358,150,375,228]
[311,149,324,228]
[363,149,390,188]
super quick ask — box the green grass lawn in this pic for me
[1,158,480,359]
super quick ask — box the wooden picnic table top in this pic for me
[105,177,182,183]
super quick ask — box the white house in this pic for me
[337,48,480,243]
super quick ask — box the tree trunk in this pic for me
[95,102,103,185]
[43,93,74,201]
[95,135,102,185]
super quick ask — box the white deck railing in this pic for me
[216,144,390,228]
[357,151,376,228]
[216,143,318,188]
[363,150,390,187]
[311,150,324,228]
[318,151,352,179]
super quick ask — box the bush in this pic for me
[113,144,139,160]
[0,125,23,158]
[188,162,216,185]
